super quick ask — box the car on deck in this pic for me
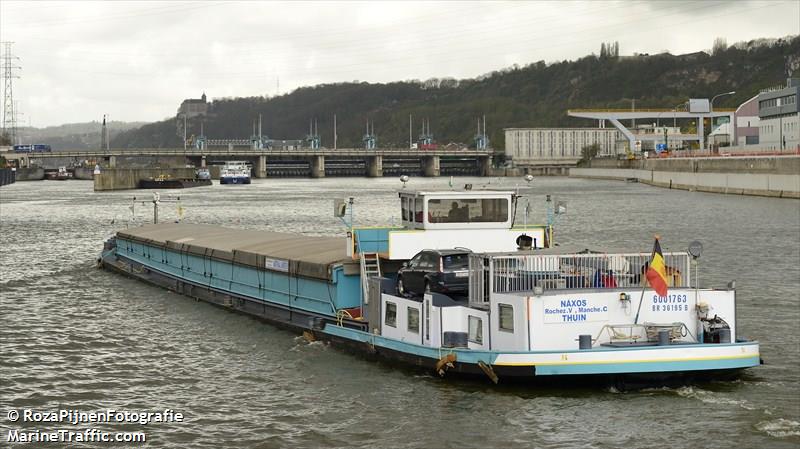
[396,248,471,297]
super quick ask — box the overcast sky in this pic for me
[1,0,798,127]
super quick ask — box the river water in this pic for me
[1,177,798,448]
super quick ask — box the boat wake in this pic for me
[755,418,800,438]
[675,386,757,410]
[0,260,98,289]
[290,336,329,352]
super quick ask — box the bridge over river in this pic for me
[4,147,494,178]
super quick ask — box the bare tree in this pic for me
[712,37,728,55]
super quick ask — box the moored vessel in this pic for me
[219,161,251,184]
[45,166,73,180]
[138,174,212,189]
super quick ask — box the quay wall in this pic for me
[570,168,800,199]
[14,167,45,181]
[588,155,800,175]
[73,167,95,180]
[0,168,16,186]
[94,168,198,191]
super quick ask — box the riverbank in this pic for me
[571,155,800,198]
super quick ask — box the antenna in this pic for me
[183,113,187,150]
[101,114,108,151]
[409,114,412,148]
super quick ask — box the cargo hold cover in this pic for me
[117,223,348,281]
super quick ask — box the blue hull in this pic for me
[100,245,760,387]
[220,176,251,184]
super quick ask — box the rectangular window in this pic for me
[401,198,409,221]
[468,316,483,344]
[425,299,430,340]
[414,198,423,223]
[442,253,469,269]
[426,198,509,224]
[498,304,514,332]
[408,307,420,333]
[385,302,397,327]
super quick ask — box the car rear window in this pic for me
[442,254,469,269]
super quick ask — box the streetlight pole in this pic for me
[709,91,735,150]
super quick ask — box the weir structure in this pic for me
[5,147,492,178]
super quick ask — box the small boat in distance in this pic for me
[196,168,211,181]
[46,166,73,180]
[220,161,251,185]
[138,173,211,189]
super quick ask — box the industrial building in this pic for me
[757,78,799,151]
[715,95,760,148]
[504,128,622,165]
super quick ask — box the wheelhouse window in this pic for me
[468,316,483,344]
[385,302,397,327]
[498,304,514,332]
[414,198,423,223]
[427,198,508,224]
[401,198,410,222]
[408,307,420,333]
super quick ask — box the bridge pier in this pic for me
[201,156,207,168]
[108,155,117,168]
[310,155,325,178]
[479,156,492,176]
[423,156,440,177]
[256,155,267,178]
[367,155,383,177]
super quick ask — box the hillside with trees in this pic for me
[3,121,146,150]
[111,36,799,152]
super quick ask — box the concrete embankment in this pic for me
[570,156,800,198]
[94,168,198,191]
[14,167,45,181]
[73,167,95,180]
[0,168,16,186]
[588,155,800,175]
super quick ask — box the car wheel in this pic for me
[397,277,406,296]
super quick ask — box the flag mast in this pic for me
[633,235,659,325]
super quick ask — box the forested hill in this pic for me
[112,36,799,151]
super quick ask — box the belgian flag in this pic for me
[646,237,669,297]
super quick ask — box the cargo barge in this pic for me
[220,161,251,184]
[138,177,212,189]
[99,189,760,386]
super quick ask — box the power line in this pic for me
[1,41,21,143]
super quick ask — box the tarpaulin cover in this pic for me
[117,223,347,281]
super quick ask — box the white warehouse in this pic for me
[504,128,622,165]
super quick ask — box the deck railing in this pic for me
[468,251,691,305]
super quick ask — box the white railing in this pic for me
[469,251,691,305]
